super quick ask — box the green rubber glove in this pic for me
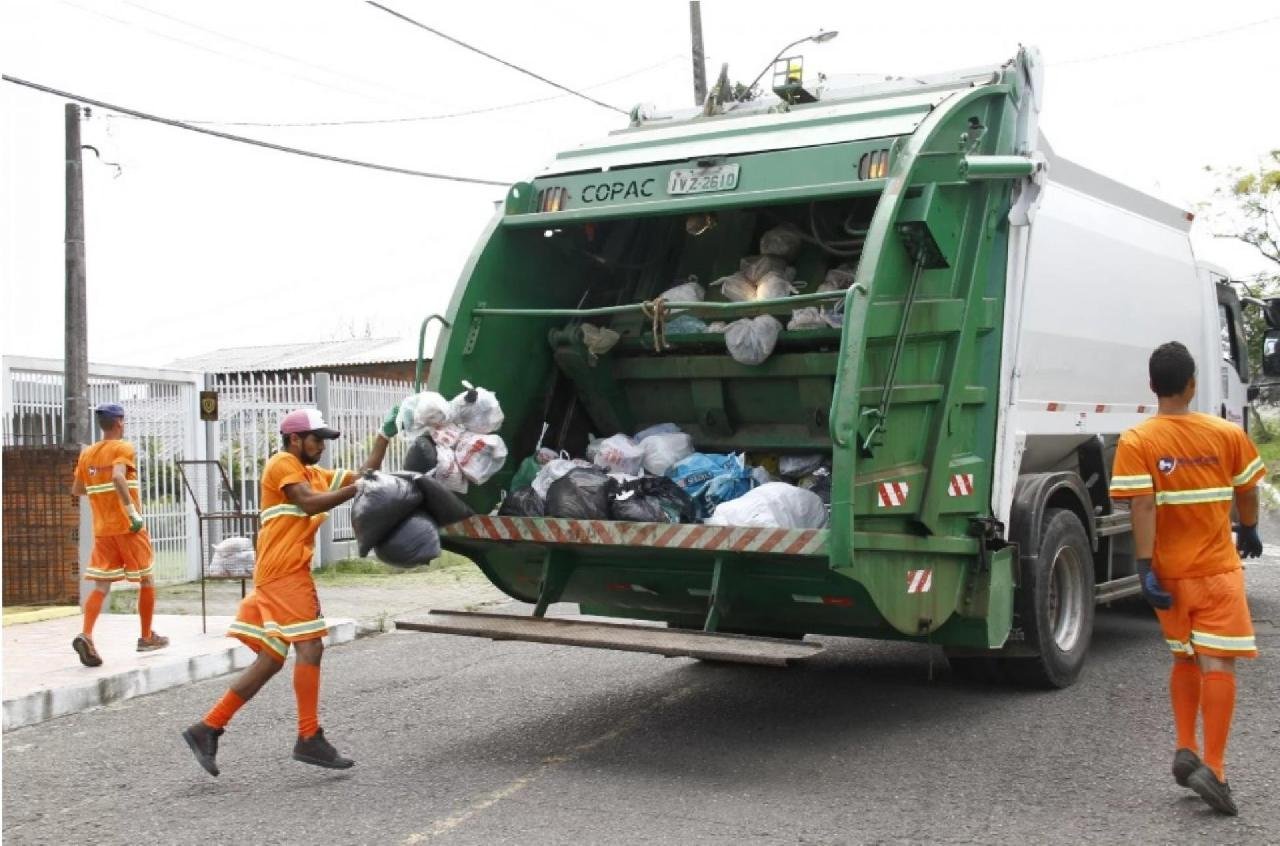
[381,405,400,438]
[126,504,145,533]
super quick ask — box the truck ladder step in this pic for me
[395,610,823,667]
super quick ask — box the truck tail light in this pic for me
[858,149,891,180]
[537,186,568,213]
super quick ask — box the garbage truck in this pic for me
[397,47,1258,687]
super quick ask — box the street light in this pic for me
[738,30,839,105]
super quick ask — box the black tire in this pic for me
[1003,507,1094,689]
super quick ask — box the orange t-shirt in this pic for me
[1109,412,1264,579]
[254,452,352,586]
[74,439,142,537]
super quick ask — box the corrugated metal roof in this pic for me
[165,337,421,373]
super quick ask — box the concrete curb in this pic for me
[3,619,356,732]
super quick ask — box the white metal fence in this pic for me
[3,357,414,582]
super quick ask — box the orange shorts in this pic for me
[1156,568,1258,659]
[228,572,327,661]
[85,530,154,581]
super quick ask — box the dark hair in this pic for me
[1149,341,1196,397]
[95,412,121,431]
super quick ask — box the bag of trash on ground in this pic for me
[374,513,441,567]
[545,467,617,520]
[713,272,757,303]
[209,536,254,577]
[667,452,752,517]
[396,391,451,438]
[410,474,475,525]
[499,486,546,517]
[759,223,804,259]
[739,254,790,282]
[659,279,705,302]
[641,432,694,476]
[431,445,469,494]
[353,471,425,556]
[448,380,504,434]
[610,476,697,524]
[532,454,592,498]
[592,433,645,476]
[755,271,799,301]
[725,315,782,366]
[706,482,828,529]
[779,454,825,480]
[455,431,508,485]
[403,432,439,473]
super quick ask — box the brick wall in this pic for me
[2,446,82,605]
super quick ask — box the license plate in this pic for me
[667,164,740,196]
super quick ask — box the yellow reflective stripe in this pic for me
[264,618,327,637]
[1166,639,1195,656]
[1233,457,1264,486]
[1154,487,1233,506]
[328,470,349,492]
[260,504,307,523]
[1191,631,1257,651]
[85,566,126,579]
[86,481,140,494]
[228,623,289,657]
[1110,474,1153,488]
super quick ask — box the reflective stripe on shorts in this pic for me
[1191,630,1257,653]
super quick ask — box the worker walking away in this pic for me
[1109,341,1264,816]
[182,406,397,776]
[70,402,168,666]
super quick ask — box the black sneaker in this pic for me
[182,722,223,777]
[292,728,354,769]
[72,634,102,667]
[1173,748,1202,788]
[1186,764,1238,816]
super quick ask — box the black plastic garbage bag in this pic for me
[412,474,475,525]
[499,487,545,517]
[374,512,441,568]
[403,433,438,473]
[353,472,424,556]
[610,476,696,524]
[545,467,616,519]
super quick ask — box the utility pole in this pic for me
[689,1,707,106]
[64,102,89,446]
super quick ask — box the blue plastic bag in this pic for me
[666,453,752,518]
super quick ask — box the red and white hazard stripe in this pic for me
[876,481,910,508]
[906,569,933,593]
[947,474,974,497]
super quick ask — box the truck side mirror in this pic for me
[1264,329,1280,377]
[1267,298,1280,330]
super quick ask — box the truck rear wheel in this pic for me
[1004,507,1094,689]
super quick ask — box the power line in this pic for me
[1054,15,1280,66]
[1,75,511,186]
[175,55,681,128]
[366,2,628,115]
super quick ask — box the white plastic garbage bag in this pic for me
[725,315,782,366]
[396,391,451,437]
[432,445,469,494]
[209,536,254,577]
[659,280,705,302]
[448,381,503,434]
[581,323,621,359]
[634,423,682,441]
[824,265,857,289]
[592,433,646,476]
[756,271,798,301]
[739,254,789,282]
[532,455,592,498]
[641,432,694,476]
[714,272,756,303]
[787,307,826,331]
[430,423,465,449]
[706,482,828,528]
[455,431,508,485]
[759,224,804,258]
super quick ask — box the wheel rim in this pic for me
[1047,542,1086,652]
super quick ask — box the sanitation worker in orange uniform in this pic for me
[70,402,169,666]
[1109,341,1264,816]
[182,406,396,775]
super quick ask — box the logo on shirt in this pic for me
[1157,457,1176,474]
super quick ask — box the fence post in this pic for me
[203,373,222,568]
[314,372,336,568]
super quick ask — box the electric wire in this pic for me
[1054,15,1280,66]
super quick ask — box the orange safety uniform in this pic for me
[1110,412,1263,659]
[228,452,352,660]
[74,439,154,582]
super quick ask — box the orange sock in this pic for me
[294,662,321,739]
[82,590,105,637]
[1201,671,1236,781]
[203,690,246,730]
[1169,658,1201,753]
[138,584,155,639]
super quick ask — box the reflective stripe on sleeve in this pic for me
[1109,474,1153,491]
[1233,457,1265,486]
[260,503,308,523]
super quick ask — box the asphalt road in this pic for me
[5,559,1280,846]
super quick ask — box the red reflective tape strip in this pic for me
[679,526,707,549]
[702,526,735,550]
[822,596,853,607]
[756,529,788,554]
[782,530,817,556]
[653,524,683,547]
[545,519,569,543]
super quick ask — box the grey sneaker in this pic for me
[137,632,170,652]
[182,722,223,777]
[292,728,354,769]
[72,634,102,667]
[1186,764,1238,816]
[1173,748,1202,788]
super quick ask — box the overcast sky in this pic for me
[3,0,1278,369]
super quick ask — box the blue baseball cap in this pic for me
[95,402,125,418]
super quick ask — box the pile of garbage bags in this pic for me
[393,382,509,495]
[498,422,832,530]
[207,536,254,577]
[351,470,476,568]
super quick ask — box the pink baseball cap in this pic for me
[279,408,340,439]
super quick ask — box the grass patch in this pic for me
[312,550,475,581]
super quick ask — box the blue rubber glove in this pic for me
[1136,557,1172,610]
[1235,523,1263,558]
[381,405,400,439]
